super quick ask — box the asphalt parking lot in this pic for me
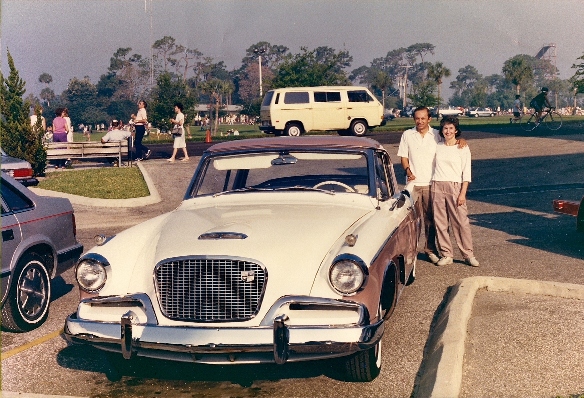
[2,127,584,397]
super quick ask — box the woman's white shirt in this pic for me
[432,142,472,183]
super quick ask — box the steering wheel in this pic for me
[313,181,356,193]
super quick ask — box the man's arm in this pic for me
[400,157,415,181]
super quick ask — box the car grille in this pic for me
[154,258,267,322]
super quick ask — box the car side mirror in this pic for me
[390,192,407,211]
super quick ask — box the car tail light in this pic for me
[553,199,579,216]
[11,168,33,178]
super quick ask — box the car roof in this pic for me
[267,86,370,92]
[206,136,385,154]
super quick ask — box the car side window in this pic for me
[314,92,341,102]
[1,178,34,212]
[374,153,392,201]
[284,92,309,104]
[348,90,372,103]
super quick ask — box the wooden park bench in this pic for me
[45,141,131,166]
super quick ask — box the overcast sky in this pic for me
[1,0,583,97]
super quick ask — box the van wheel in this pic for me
[285,123,302,137]
[350,120,368,137]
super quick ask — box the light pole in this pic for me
[254,48,266,97]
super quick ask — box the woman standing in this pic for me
[167,102,189,162]
[63,108,73,167]
[431,116,479,267]
[52,108,68,168]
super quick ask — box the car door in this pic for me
[312,91,346,130]
[1,193,23,304]
[373,152,416,283]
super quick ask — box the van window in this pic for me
[262,91,274,106]
[348,90,373,103]
[284,92,310,104]
[314,92,341,102]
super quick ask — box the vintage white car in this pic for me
[64,136,420,382]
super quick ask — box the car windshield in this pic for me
[193,151,370,197]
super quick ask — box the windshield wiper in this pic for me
[273,186,336,195]
[213,187,274,197]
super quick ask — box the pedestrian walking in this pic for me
[131,100,151,161]
[52,108,68,168]
[167,102,189,162]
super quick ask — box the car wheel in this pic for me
[285,123,302,137]
[474,113,479,118]
[349,120,368,137]
[1,252,51,332]
[338,304,382,382]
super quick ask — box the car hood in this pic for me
[97,193,377,298]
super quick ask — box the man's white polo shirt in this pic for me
[397,127,440,186]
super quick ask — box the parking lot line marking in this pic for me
[1,328,63,361]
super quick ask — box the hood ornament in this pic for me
[198,232,248,240]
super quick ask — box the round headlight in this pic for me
[329,260,365,295]
[76,259,107,292]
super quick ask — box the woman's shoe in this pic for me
[181,157,190,162]
[167,158,175,162]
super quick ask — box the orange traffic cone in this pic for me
[205,128,212,143]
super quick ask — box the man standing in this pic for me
[131,100,151,161]
[397,106,441,264]
[511,94,523,123]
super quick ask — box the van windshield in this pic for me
[261,91,274,106]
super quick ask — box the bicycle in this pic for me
[520,107,563,131]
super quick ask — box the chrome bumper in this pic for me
[64,294,384,365]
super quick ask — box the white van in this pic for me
[259,86,385,136]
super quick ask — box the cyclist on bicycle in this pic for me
[529,87,552,122]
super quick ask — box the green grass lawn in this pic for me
[38,167,150,199]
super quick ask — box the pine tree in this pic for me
[0,50,46,175]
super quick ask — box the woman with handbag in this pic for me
[168,102,189,162]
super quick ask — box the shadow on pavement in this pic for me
[56,344,346,394]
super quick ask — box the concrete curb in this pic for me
[415,276,584,398]
[30,162,161,208]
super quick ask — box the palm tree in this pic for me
[427,62,451,114]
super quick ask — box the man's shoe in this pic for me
[135,157,143,162]
[436,256,453,266]
[465,257,480,267]
[427,252,440,264]
[144,150,152,159]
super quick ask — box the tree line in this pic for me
[28,38,584,129]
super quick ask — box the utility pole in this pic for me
[254,48,266,97]
[400,64,412,109]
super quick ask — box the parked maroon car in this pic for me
[553,196,584,232]
[1,172,83,332]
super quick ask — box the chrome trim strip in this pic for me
[260,296,369,326]
[79,293,158,324]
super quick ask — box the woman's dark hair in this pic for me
[139,100,148,108]
[55,107,63,117]
[174,102,184,112]
[439,115,462,138]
